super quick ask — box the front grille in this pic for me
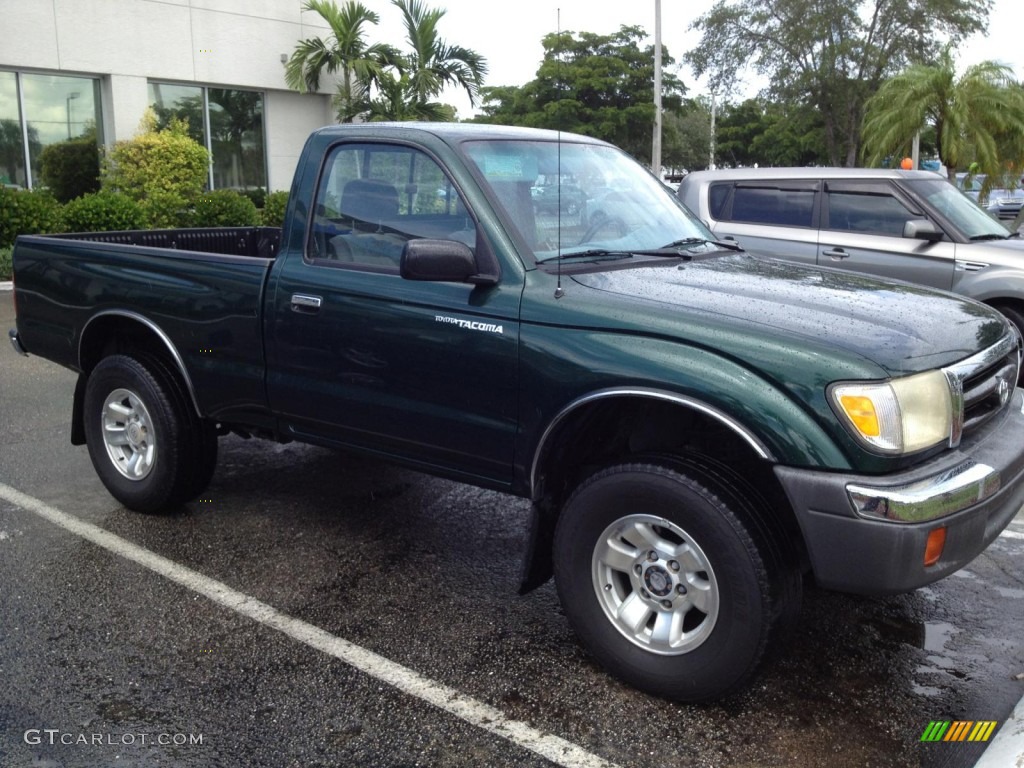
[944,333,1021,444]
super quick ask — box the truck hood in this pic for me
[569,254,1010,377]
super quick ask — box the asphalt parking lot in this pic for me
[1,288,1023,768]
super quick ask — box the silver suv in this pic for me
[677,167,1024,336]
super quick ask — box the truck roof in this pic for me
[311,121,610,146]
[682,167,945,182]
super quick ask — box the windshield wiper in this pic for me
[538,238,743,264]
[970,233,1011,241]
[537,249,634,264]
[659,237,743,252]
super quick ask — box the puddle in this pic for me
[993,586,1024,599]
[923,622,957,653]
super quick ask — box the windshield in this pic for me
[460,139,716,261]
[904,177,1013,239]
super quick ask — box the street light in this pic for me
[652,0,662,175]
[66,92,81,139]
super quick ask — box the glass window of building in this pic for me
[148,82,206,147]
[0,71,24,187]
[0,71,102,189]
[149,82,267,192]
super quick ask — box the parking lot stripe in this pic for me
[0,482,621,768]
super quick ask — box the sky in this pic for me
[368,0,1023,118]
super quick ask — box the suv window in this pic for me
[728,184,816,228]
[824,183,918,236]
[708,183,731,220]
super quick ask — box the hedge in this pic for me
[0,247,12,281]
[262,191,289,228]
[0,187,64,248]
[191,190,259,228]
[62,191,146,233]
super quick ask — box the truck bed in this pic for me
[49,226,281,259]
[12,227,279,427]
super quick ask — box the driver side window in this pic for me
[309,143,475,271]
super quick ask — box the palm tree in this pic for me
[284,0,402,123]
[860,47,1024,185]
[365,73,455,122]
[392,0,487,109]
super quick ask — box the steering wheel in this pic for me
[579,215,629,244]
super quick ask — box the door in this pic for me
[265,141,522,487]
[712,180,820,264]
[818,180,956,290]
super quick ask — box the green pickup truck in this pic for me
[10,123,1024,702]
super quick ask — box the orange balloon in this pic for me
[900,157,913,170]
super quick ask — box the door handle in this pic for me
[822,248,849,260]
[291,293,322,313]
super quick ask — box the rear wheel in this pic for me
[84,354,217,512]
[553,462,799,702]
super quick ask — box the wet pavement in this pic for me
[2,289,1023,768]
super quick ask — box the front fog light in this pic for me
[831,370,952,455]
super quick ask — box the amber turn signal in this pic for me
[924,527,947,567]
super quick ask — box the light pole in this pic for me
[652,0,662,176]
[709,92,716,170]
[66,92,81,139]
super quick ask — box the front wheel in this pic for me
[553,462,798,702]
[84,354,216,512]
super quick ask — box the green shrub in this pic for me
[103,112,209,205]
[262,190,289,228]
[63,191,145,232]
[0,246,12,281]
[191,189,259,227]
[0,187,64,248]
[140,190,195,230]
[40,137,101,203]
[240,187,267,209]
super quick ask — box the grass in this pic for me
[0,247,11,281]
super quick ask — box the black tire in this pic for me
[136,353,218,504]
[553,462,799,702]
[83,354,216,512]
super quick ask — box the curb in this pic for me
[973,689,1024,767]
[0,281,12,291]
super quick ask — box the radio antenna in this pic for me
[554,8,565,299]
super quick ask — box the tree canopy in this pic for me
[686,0,991,166]
[861,47,1024,183]
[285,0,485,123]
[473,25,686,163]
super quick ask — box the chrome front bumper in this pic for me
[846,460,1000,524]
[774,389,1024,594]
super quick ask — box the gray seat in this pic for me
[340,179,399,229]
[332,179,404,268]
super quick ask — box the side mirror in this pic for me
[904,219,943,242]
[400,239,496,285]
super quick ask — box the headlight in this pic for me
[830,370,952,455]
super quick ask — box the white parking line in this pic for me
[973,692,1024,768]
[0,482,620,768]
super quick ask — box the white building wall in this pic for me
[265,90,335,192]
[0,0,338,191]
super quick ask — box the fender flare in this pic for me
[77,310,202,417]
[528,386,774,499]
